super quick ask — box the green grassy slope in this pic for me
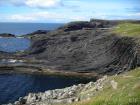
[70,68,140,105]
[112,23,140,37]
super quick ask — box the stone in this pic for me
[14,101,20,105]
[110,80,118,90]
[19,97,26,104]
[26,93,37,104]
[67,98,75,103]
[75,98,80,102]
[45,90,52,97]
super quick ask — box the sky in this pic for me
[0,0,140,23]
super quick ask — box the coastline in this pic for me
[0,19,140,105]
[0,19,139,77]
[0,65,100,79]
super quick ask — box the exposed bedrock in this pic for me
[57,19,140,32]
[0,33,15,37]
[0,20,139,76]
[24,26,140,75]
[57,19,117,32]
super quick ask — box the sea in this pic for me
[0,22,63,35]
[0,23,63,52]
[0,23,94,104]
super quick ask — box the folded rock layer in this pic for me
[24,20,140,75]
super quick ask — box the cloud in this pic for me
[25,0,62,8]
[10,14,37,21]
[3,12,88,22]
[1,0,139,22]
[8,12,61,22]
[0,0,63,8]
[127,13,140,16]
[3,11,140,23]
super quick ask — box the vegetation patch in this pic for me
[112,22,140,37]
[68,68,140,105]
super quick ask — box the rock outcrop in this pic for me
[29,30,49,35]
[23,19,140,75]
[23,30,49,39]
[0,33,15,37]
[0,19,139,77]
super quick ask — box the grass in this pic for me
[66,68,140,105]
[112,22,140,37]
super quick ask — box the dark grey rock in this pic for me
[0,19,140,76]
[29,30,49,35]
[25,28,139,75]
[0,33,15,37]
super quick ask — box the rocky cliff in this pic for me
[22,19,140,76]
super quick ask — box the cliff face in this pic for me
[24,20,140,75]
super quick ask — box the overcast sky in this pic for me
[0,0,140,23]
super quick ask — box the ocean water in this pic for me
[0,23,95,104]
[0,23,63,35]
[0,23,63,52]
[0,38,30,52]
[0,74,94,104]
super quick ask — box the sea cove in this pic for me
[0,74,94,104]
[0,1,140,104]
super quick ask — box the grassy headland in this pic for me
[68,68,140,105]
[112,22,140,37]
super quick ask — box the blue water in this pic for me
[0,23,94,104]
[0,23,63,52]
[0,74,94,104]
[0,38,30,52]
[0,23,63,35]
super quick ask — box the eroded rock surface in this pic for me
[0,19,140,76]
[23,20,140,75]
[6,76,109,105]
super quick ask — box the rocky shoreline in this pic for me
[0,58,100,78]
[5,75,110,105]
[0,19,140,105]
[0,19,140,77]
